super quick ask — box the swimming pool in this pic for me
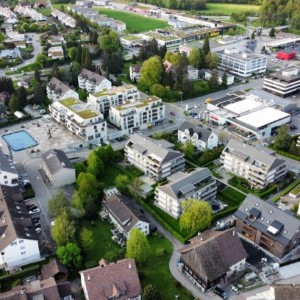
[2,130,38,151]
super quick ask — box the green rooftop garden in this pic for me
[290,184,300,196]
[60,98,99,119]
[122,34,141,41]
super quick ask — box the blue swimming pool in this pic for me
[2,130,38,151]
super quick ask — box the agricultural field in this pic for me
[200,3,260,15]
[94,8,169,32]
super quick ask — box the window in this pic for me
[19,240,24,244]
[11,242,17,246]
[3,176,7,179]
[21,251,26,255]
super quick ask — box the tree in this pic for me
[84,195,98,220]
[179,199,212,233]
[57,243,82,268]
[77,172,100,198]
[221,72,228,89]
[130,177,143,200]
[16,86,27,108]
[48,191,69,219]
[182,141,195,160]
[260,0,287,27]
[269,27,276,37]
[34,70,41,83]
[205,52,219,69]
[50,63,59,79]
[8,94,20,113]
[189,48,204,69]
[143,284,162,300]
[208,70,219,90]
[50,23,58,35]
[68,47,77,61]
[126,228,151,264]
[100,31,121,54]
[115,174,130,194]
[140,56,164,88]
[202,34,210,56]
[251,31,256,40]
[51,211,76,246]
[33,82,46,105]
[273,124,292,150]
[87,150,104,178]
[80,227,95,252]
[70,61,82,87]
[218,131,228,145]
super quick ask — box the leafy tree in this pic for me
[205,52,219,69]
[260,0,287,26]
[71,190,85,210]
[218,131,228,145]
[202,34,210,56]
[221,72,228,89]
[87,150,104,178]
[208,70,219,90]
[77,172,100,198]
[50,63,59,79]
[100,31,121,54]
[273,124,292,150]
[80,227,95,252]
[182,141,196,160]
[34,70,41,83]
[139,38,159,61]
[269,27,276,37]
[84,196,98,220]
[57,242,82,268]
[143,284,162,300]
[140,56,164,88]
[33,82,46,104]
[290,11,300,30]
[115,174,130,194]
[16,86,27,108]
[48,191,69,219]
[126,228,151,264]
[50,23,58,35]
[70,61,82,87]
[75,44,82,64]
[8,94,20,113]
[151,84,167,99]
[51,211,76,246]
[179,199,212,233]
[251,31,256,40]
[130,177,143,200]
[189,48,204,69]
[68,47,77,61]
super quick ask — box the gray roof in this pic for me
[223,139,286,171]
[42,149,74,175]
[267,67,300,83]
[0,147,17,174]
[235,194,300,245]
[47,77,71,96]
[178,121,213,143]
[156,168,214,200]
[127,134,184,164]
[79,68,107,85]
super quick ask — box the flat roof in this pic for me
[266,37,300,48]
[224,98,264,115]
[236,107,290,129]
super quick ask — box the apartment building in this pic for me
[49,97,107,143]
[263,67,300,97]
[109,96,165,132]
[0,147,18,187]
[125,134,185,181]
[87,84,139,115]
[235,194,300,258]
[155,168,217,218]
[221,139,287,189]
[129,64,141,82]
[217,48,267,77]
[78,68,112,93]
[47,77,79,102]
[0,185,40,270]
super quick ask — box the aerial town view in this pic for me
[0,0,300,299]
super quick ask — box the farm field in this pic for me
[200,3,260,15]
[94,8,169,32]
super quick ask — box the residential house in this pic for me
[48,46,64,60]
[205,69,234,85]
[80,258,142,300]
[0,7,16,19]
[0,147,18,187]
[163,60,174,74]
[42,149,76,188]
[180,228,247,290]
[47,35,65,46]
[49,97,107,143]
[187,65,198,80]
[41,258,68,281]
[103,192,150,237]
[111,20,126,32]
[179,44,193,56]
[47,77,79,102]
[78,68,112,93]
[155,168,217,218]
[109,96,165,133]
[5,31,25,42]
[178,121,218,151]
[0,185,40,270]
[0,48,21,59]
[235,194,300,258]
[52,9,76,28]
[221,139,287,189]
[125,134,185,181]
[14,5,46,21]
[129,64,141,82]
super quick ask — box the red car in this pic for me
[170,112,176,116]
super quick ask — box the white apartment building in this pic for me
[109,96,165,132]
[129,64,141,82]
[87,84,139,115]
[217,48,267,77]
[221,139,287,189]
[0,147,18,187]
[0,185,40,270]
[263,67,300,98]
[78,68,112,93]
[125,134,185,181]
[49,97,107,143]
[205,70,234,85]
[47,77,79,102]
[155,168,217,218]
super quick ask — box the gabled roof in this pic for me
[79,68,108,85]
[42,149,74,175]
[41,258,68,280]
[47,77,71,96]
[130,64,141,73]
[178,121,213,143]
[0,147,17,174]
[180,228,247,283]
[80,259,141,300]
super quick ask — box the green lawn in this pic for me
[217,187,246,207]
[94,8,169,32]
[201,3,260,15]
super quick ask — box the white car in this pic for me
[194,115,201,119]
[35,228,42,234]
[29,208,40,214]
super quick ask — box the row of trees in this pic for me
[138,0,206,10]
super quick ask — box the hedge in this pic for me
[0,115,31,129]
[212,205,240,222]
[272,178,300,202]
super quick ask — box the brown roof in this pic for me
[41,258,68,280]
[79,68,107,85]
[130,64,141,73]
[47,77,71,96]
[180,228,247,282]
[80,259,141,300]
[272,284,300,300]
[163,60,173,73]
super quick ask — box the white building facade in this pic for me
[78,69,112,93]
[47,77,79,102]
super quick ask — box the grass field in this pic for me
[200,3,260,15]
[94,8,169,32]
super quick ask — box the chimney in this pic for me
[87,275,90,281]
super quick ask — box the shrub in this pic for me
[155,248,166,257]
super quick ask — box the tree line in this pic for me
[138,0,206,10]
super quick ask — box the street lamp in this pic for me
[179,91,183,105]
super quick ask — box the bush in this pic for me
[155,248,166,257]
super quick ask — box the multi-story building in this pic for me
[87,84,139,115]
[78,68,112,93]
[129,64,141,82]
[263,67,300,97]
[125,134,185,181]
[155,168,217,218]
[109,96,165,132]
[235,194,300,258]
[221,139,287,189]
[47,77,79,102]
[0,147,18,187]
[217,48,267,77]
[0,185,40,270]
[49,97,107,143]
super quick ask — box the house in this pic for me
[47,77,79,102]
[178,121,218,151]
[163,60,174,74]
[187,65,198,80]
[48,46,64,60]
[111,20,126,32]
[235,194,300,258]
[78,68,112,93]
[125,134,185,181]
[41,258,68,281]
[80,258,142,300]
[221,139,287,189]
[47,35,65,46]
[180,228,247,290]
[103,192,150,237]
[42,149,76,188]
[0,147,19,187]
[205,69,234,85]
[129,64,141,82]
[0,185,40,270]
[0,48,21,59]
[179,44,193,56]
[52,9,76,28]
[155,168,217,218]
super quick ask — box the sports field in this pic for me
[202,3,260,15]
[94,8,169,32]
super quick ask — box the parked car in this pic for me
[35,228,42,234]
[170,111,176,116]
[214,287,228,300]
[29,208,40,214]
